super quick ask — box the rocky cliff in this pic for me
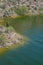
[0,0,43,18]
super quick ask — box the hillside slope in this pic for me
[0,0,43,18]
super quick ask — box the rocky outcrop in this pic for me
[0,25,24,48]
[0,0,43,18]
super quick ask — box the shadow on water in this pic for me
[0,15,43,65]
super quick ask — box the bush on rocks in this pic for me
[15,5,29,16]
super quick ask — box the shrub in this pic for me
[15,6,29,16]
[5,26,14,33]
[0,35,5,46]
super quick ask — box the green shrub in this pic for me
[5,26,14,33]
[0,35,5,45]
[15,6,29,16]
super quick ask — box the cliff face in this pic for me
[0,0,43,18]
[0,0,16,17]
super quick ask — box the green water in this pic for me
[0,15,43,65]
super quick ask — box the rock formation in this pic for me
[0,25,23,48]
[0,0,43,18]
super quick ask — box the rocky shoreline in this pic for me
[0,25,24,48]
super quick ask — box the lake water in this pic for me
[0,15,43,65]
